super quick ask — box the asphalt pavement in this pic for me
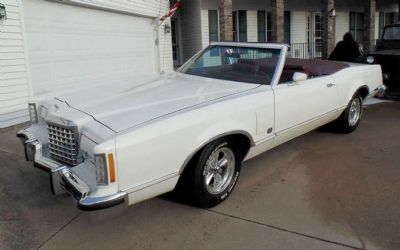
[0,100,399,250]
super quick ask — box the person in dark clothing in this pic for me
[329,32,361,62]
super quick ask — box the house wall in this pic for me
[335,11,349,45]
[0,0,31,128]
[247,11,258,42]
[198,0,397,48]
[201,9,210,48]
[374,12,380,40]
[0,0,173,128]
[291,11,308,44]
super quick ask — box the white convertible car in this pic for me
[18,42,385,210]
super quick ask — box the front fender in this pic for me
[179,118,256,173]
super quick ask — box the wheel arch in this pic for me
[346,81,370,103]
[179,130,254,174]
[356,85,370,100]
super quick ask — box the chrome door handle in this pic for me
[326,83,335,88]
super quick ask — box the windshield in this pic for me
[178,45,282,85]
[383,26,400,40]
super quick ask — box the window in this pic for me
[284,11,291,44]
[257,11,266,43]
[383,26,400,40]
[233,11,247,42]
[380,12,399,38]
[385,12,398,25]
[178,45,282,85]
[314,13,322,53]
[258,11,273,43]
[208,10,219,42]
[349,12,364,44]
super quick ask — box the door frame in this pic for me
[171,17,183,67]
[307,12,323,59]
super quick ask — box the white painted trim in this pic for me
[18,0,33,99]
[45,0,161,19]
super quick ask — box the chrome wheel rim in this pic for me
[203,147,235,195]
[349,98,361,127]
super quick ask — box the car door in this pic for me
[272,75,338,146]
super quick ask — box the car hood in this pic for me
[55,72,258,132]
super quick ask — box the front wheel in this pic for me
[190,139,242,208]
[334,92,363,133]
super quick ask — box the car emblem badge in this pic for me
[54,104,59,112]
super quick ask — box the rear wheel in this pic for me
[335,92,363,133]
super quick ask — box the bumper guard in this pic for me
[17,129,126,211]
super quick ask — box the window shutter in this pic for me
[257,11,266,43]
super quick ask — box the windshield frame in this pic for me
[382,25,400,41]
[177,42,288,87]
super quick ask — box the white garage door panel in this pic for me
[23,0,157,95]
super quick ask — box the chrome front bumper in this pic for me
[17,129,126,211]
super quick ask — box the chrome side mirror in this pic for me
[292,72,308,82]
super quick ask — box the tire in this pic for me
[335,92,363,133]
[184,138,242,208]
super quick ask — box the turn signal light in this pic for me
[107,153,116,183]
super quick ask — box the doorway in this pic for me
[171,17,182,66]
[307,12,323,59]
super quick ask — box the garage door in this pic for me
[23,0,157,95]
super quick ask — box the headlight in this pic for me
[94,154,108,185]
[366,56,375,64]
[28,103,38,123]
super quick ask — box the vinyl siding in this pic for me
[1,0,173,128]
[201,9,210,48]
[52,0,169,19]
[291,11,307,44]
[247,11,258,42]
[0,0,30,128]
[335,11,350,45]
[374,12,379,40]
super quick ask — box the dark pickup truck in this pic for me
[365,24,400,89]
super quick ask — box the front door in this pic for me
[272,76,338,146]
[171,18,181,66]
[307,12,323,59]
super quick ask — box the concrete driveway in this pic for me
[1,101,399,250]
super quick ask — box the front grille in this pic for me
[47,123,79,166]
